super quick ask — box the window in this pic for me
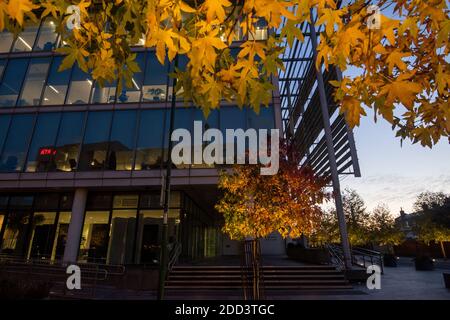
[66,65,93,105]
[0,59,30,107]
[142,52,169,102]
[28,212,57,259]
[25,113,61,172]
[0,31,14,53]
[54,112,85,172]
[1,212,31,256]
[135,209,180,264]
[0,114,35,172]
[171,108,194,168]
[42,57,71,105]
[34,18,58,51]
[79,211,110,263]
[107,110,137,170]
[192,109,219,168]
[53,211,71,260]
[12,21,39,52]
[91,80,117,104]
[0,59,5,79]
[0,115,11,154]
[18,58,51,106]
[78,111,113,171]
[118,52,146,103]
[135,109,165,170]
[107,210,137,264]
[220,107,247,164]
[247,105,274,130]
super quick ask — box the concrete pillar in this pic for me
[63,188,88,264]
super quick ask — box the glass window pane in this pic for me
[34,18,58,51]
[247,105,274,130]
[42,57,71,105]
[79,111,113,171]
[91,80,117,104]
[13,21,39,52]
[1,212,31,256]
[142,52,169,102]
[66,65,93,105]
[28,212,57,259]
[86,193,112,210]
[113,195,139,208]
[0,59,30,108]
[9,196,34,209]
[0,114,35,172]
[135,209,180,264]
[54,112,85,172]
[53,211,71,260]
[135,109,165,170]
[118,52,145,103]
[107,210,137,264]
[192,109,219,168]
[107,110,136,170]
[0,31,14,53]
[170,108,193,168]
[0,114,11,153]
[0,59,5,79]
[25,113,61,172]
[79,211,110,263]
[18,58,51,106]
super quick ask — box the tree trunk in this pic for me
[440,241,447,260]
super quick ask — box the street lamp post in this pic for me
[157,54,179,300]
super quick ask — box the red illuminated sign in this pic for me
[39,148,57,156]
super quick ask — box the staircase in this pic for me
[165,265,352,293]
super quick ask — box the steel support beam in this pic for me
[309,11,352,270]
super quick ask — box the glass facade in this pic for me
[0,191,217,264]
[0,106,275,173]
[0,194,72,259]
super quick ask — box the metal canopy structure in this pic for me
[277,13,361,269]
[277,21,361,180]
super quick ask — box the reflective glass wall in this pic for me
[0,193,72,260]
[0,106,275,173]
[78,192,182,265]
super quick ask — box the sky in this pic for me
[340,109,450,216]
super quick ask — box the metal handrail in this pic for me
[168,242,182,273]
[325,244,384,274]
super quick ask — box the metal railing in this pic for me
[325,244,384,274]
[0,254,126,298]
[168,243,182,273]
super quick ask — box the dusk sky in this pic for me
[341,109,450,216]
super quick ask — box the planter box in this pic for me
[443,273,450,289]
[286,247,331,265]
[414,257,434,271]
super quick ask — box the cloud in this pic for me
[341,173,450,214]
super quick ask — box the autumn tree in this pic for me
[0,1,448,145]
[368,204,403,252]
[216,143,329,241]
[325,188,371,246]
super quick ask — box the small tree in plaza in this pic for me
[412,192,450,259]
[215,142,329,298]
[368,204,404,252]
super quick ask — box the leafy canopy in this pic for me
[215,143,329,240]
[0,0,448,145]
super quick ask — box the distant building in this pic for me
[395,209,417,240]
